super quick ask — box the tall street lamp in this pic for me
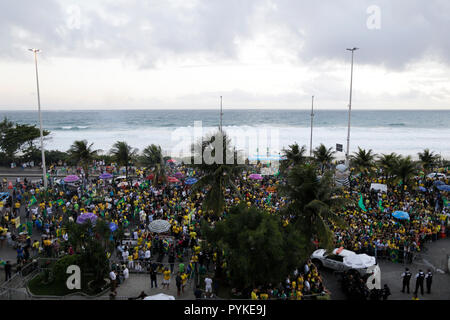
[345,47,358,167]
[29,48,48,189]
[309,95,314,157]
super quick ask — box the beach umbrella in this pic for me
[76,212,98,224]
[437,185,450,192]
[168,176,179,183]
[392,211,410,220]
[99,173,113,179]
[185,177,198,185]
[174,172,184,179]
[117,182,129,188]
[418,186,427,192]
[64,175,80,183]
[249,173,263,180]
[145,174,154,180]
[148,219,171,233]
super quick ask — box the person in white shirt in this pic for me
[122,249,129,263]
[304,280,311,293]
[123,266,129,281]
[204,277,213,296]
[109,270,117,292]
[145,249,151,261]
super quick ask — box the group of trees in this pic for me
[0,117,50,165]
[281,140,444,191]
[350,147,441,189]
[67,140,167,182]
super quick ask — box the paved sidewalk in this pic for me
[102,272,196,300]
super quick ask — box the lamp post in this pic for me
[219,96,223,133]
[29,48,48,189]
[309,95,314,157]
[345,47,358,167]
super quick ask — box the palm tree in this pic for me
[281,164,347,251]
[280,143,307,172]
[67,140,101,181]
[377,152,400,183]
[313,144,336,174]
[350,147,377,179]
[190,130,245,218]
[110,141,138,180]
[141,144,166,185]
[418,149,439,175]
[392,155,417,192]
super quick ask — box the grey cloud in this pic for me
[1,0,450,69]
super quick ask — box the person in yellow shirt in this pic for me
[162,268,171,289]
[260,291,269,300]
[180,272,188,293]
[251,289,259,300]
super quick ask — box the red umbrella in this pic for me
[168,176,179,183]
[146,174,154,180]
[166,159,175,163]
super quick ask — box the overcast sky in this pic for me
[1,0,449,110]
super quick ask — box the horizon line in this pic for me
[1,107,449,111]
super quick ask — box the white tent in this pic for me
[143,293,175,300]
[370,183,387,193]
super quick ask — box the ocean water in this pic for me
[1,109,449,159]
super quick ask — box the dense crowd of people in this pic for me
[332,173,449,264]
[0,159,449,299]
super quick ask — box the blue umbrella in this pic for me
[392,211,410,220]
[109,222,118,232]
[418,186,427,192]
[437,185,450,192]
[185,177,198,185]
[434,180,445,186]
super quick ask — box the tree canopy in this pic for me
[0,117,50,162]
[202,204,309,289]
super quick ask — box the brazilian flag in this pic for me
[390,249,399,263]
[57,199,65,206]
[358,193,367,212]
[29,196,37,207]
